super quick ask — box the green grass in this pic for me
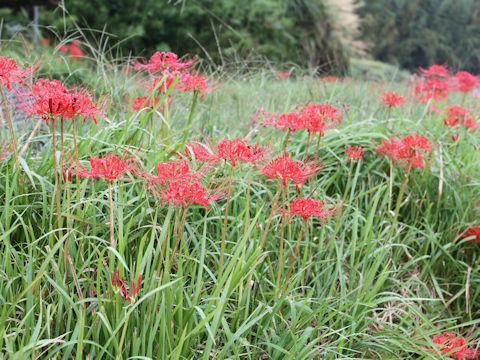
[0,40,479,359]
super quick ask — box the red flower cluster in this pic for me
[58,40,84,59]
[21,79,107,123]
[0,56,36,90]
[134,51,196,73]
[132,95,161,112]
[344,145,364,162]
[377,134,434,168]
[452,71,478,93]
[420,64,449,78]
[461,226,480,243]
[214,138,267,166]
[414,78,450,102]
[110,268,142,303]
[159,180,225,210]
[260,154,320,189]
[277,72,290,80]
[318,76,340,83]
[149,160,199,185]
[69,153,135,181]
[254,104,342,135]
[184,141,216,162]
[430,332,478,359]
[282,198,336,223]
[380,91,406,107]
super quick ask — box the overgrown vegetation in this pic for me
[0,37,479,359]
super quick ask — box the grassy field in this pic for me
[0,41,479,359]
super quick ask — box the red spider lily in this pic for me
[132,95,161,112]
[40,37,50,46]
[428,332,479,359]
[452,71,478,93]
[110,268,142,303]
[133,51,197,73]
[380,91,406,107]
[250,107,279,127]
[0,56,36,90]
[277,72,290,80]
[0,139,11,161]
[462,117,478,131]
[159,180,225,210]
[344,145,364,162]
[69,153,135,181]
[257,104,342,134]
[148,160,199,185]
[319,75,340,83]
[444,105,469,127]
[281,198,337,223]
[184,141,216,162]
[58,40,84,59]
[299,104,342,135]
[419,64,449,78]
[414,78,450,102]
[176,71,220,98]
[259,154,321,189]
[214,138,267,166]
[148,71,219,99]
[376,135,434,168]
[20,78,107,123]
[461,226,480,243]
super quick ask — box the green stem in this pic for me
[275,186,286,294]
[282,221,306,295]
[0,86,23,194]
[182,90,199,143]
[51,118,63,238]
[108,181,115,249]
[220,165,235,272]
[170,205,188,264]
[334,161,354,233]
[244,165,252,234]
[389,159,413,239]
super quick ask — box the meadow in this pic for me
[0,40,479,359]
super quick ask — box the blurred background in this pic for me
[1,0,479,74]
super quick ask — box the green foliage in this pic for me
[358,0,480,72]
[30,0,350,72]
[0,43,479,358]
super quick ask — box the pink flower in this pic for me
[344,145,364,162]
[414,78,450,102]
[184,141,216,162]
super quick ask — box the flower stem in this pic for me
[108,180,116,248]
[244,165,252,234]
[0,86,23,194]
[275,186,286,293]
[182,90,199,143]
[282,220,306,295]
[334,161,354,232]
[219,165,235,272]
[170,205,188,264]
[389,160,413,239]
[51,118,63,237]
[282,131,291,153]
